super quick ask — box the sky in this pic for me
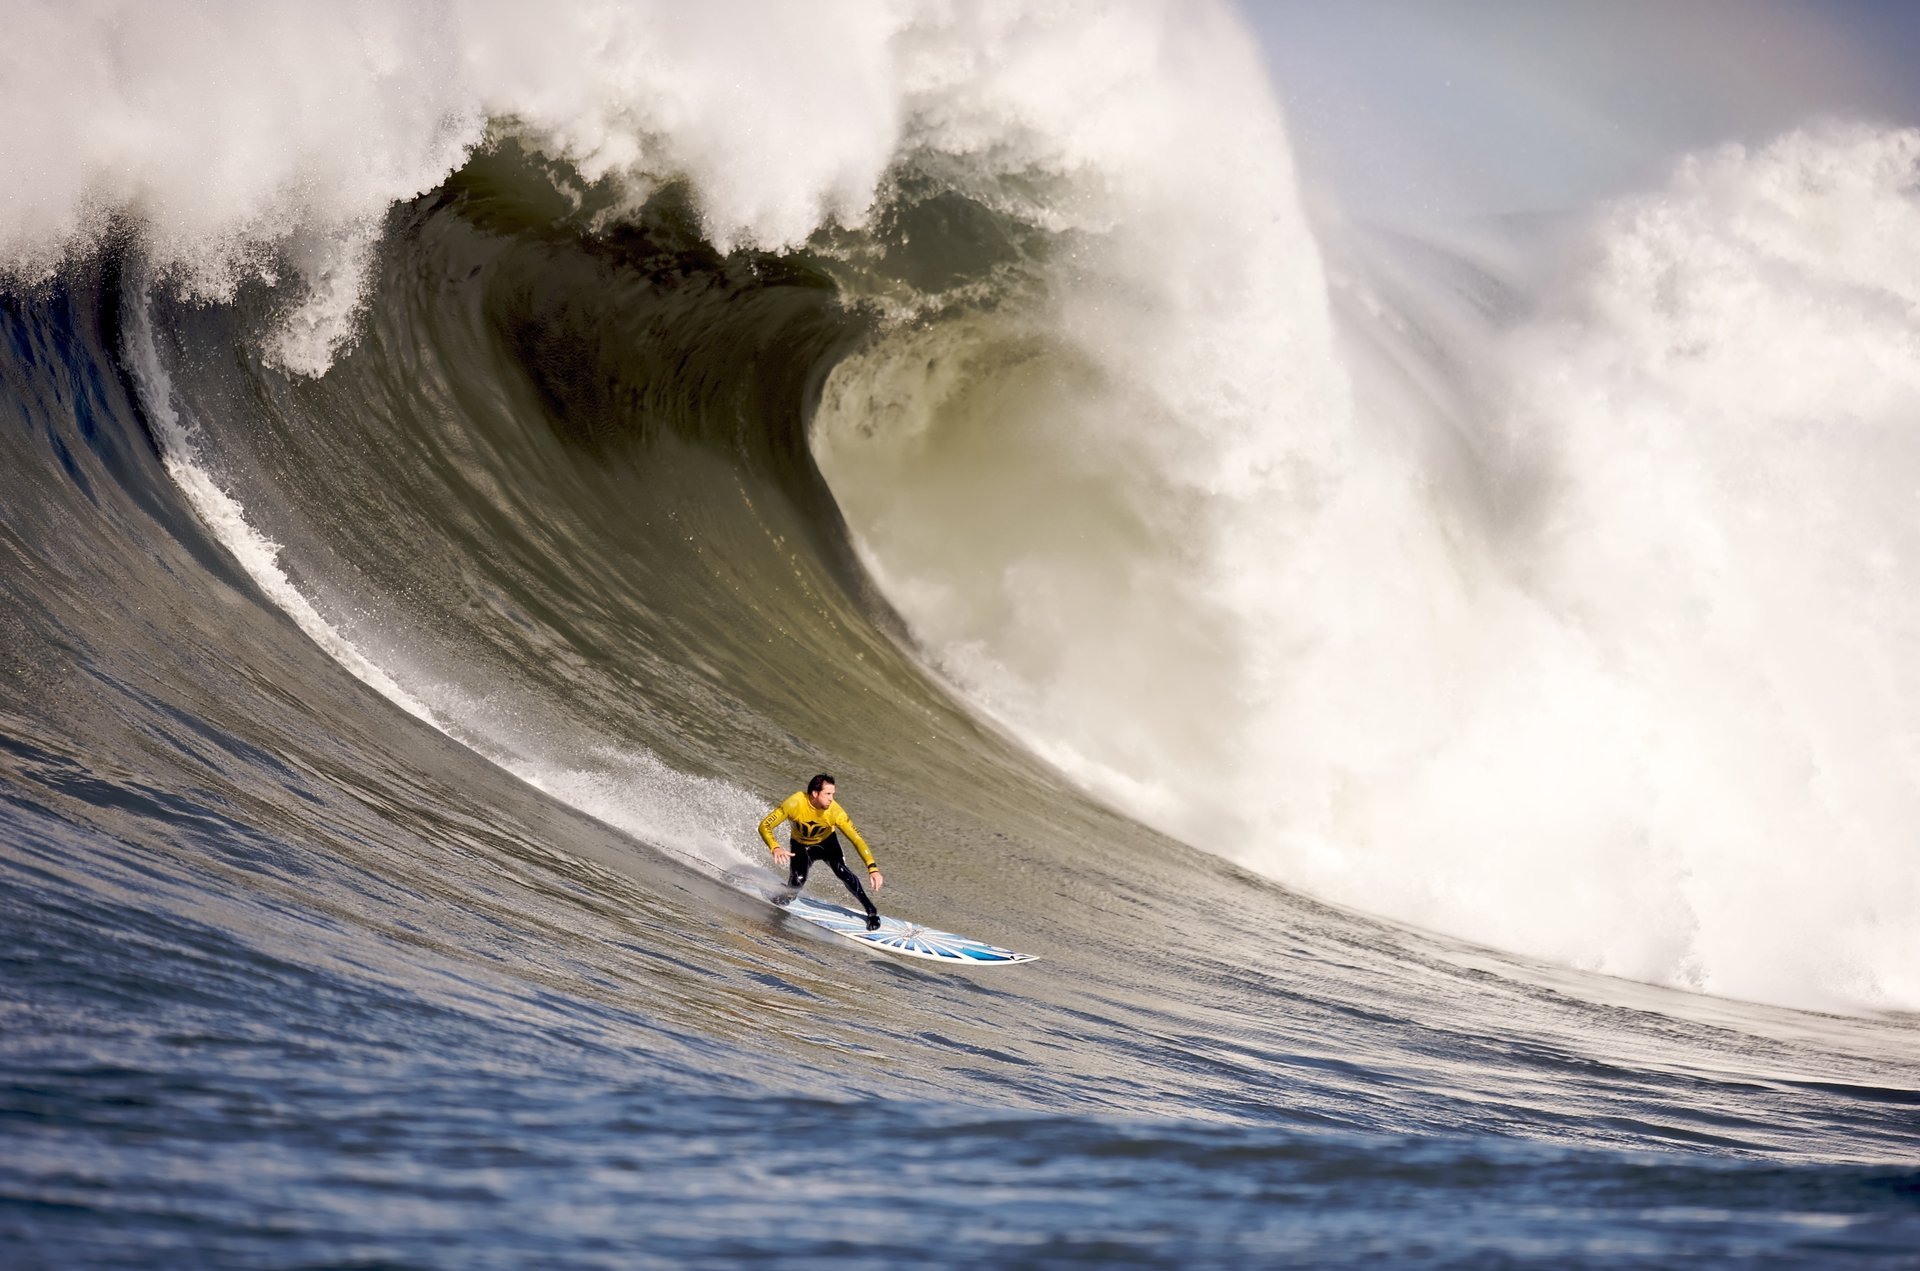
[1238,0,1920,224]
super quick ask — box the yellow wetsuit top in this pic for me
[758,793,877,869]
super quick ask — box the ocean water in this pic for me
[4,3,1919,1266]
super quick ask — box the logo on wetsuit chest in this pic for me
[791,818,835,846]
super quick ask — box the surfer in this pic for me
[759,774,885,930]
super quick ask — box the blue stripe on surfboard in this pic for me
[779,895,1037,964]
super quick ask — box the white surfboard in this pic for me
[776,894,1038,965]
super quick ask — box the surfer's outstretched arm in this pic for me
[758,801,792,866]
[833,807,883,890]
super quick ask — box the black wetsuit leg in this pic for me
[791,832,877,920]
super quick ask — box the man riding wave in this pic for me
[758,773,885,930]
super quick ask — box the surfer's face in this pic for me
[808,782,835,810]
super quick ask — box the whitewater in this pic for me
[4,1,1919,1266]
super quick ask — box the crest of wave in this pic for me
[5,0,1189,373]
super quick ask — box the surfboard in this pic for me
[776,894,1038,965]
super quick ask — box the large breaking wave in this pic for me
[8,0,1920,1019]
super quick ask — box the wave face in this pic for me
[5,2,1920,1264]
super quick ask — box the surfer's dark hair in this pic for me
[807,773,835,794]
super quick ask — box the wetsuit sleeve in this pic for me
[758,798,793,855]
[833,805,877,869]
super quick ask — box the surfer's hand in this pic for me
[773,848,791,868]
[867,868,884,891]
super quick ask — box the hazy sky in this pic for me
[1239,0,1920,224]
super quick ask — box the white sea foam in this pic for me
[811,19,1920,1010]
[5,0,918,370]
[1249,126,1920,1015]
[824,117,1920,1014]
